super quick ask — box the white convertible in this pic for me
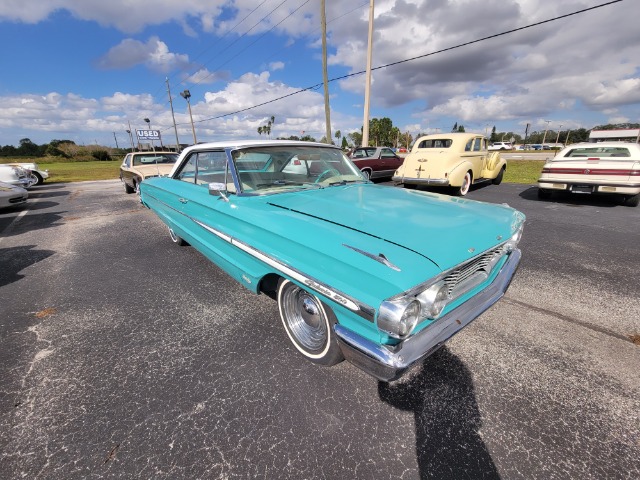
[537,142,640,206]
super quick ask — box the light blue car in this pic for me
[140,140,525,381]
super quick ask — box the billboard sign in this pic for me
[136,129,161,141]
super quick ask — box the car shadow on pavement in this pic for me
[25,190,70,199]
[0,211,66,237]
[378,347,500,480]
[0,245,55,287]
[519,186,625,208]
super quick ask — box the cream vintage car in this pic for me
[392,133,506,196]
[538,142,640,207]
[119,151,179,194]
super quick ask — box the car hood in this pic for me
[266,183,523,270]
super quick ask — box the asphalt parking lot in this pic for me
[1,179,639,479]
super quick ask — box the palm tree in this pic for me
[257,126,264,136]
[335,130,341,146]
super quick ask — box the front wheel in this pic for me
[277,279,344,366]
[492,167,505,185]
[123,178,134,194]
[452,171,472,196]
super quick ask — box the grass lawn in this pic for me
[504,160,545,184]
[38,160,122,183]
[6,158,546,185]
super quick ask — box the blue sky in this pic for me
[0,0,638,148]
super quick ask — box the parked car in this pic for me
[140,140,525,381]
[0,164,33,189]
[120,151,179,194]
[393,133,507,196]
[488,142,513,151]
[350,146,404,180]
[0,181,28,209]
[538,142,640,206]
[8,162,49,185]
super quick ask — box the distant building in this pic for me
[589,129,640,143]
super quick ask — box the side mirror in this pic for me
[208,182,226,195]
[208,182,229,201]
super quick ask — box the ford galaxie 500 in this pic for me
[140,140,525,381]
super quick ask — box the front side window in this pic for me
[175,151,228,185]
[381,148,397,158]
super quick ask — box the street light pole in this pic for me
[555,124,563,145]
[143,118,154,151]
[541,120,551,145]
[125,130,135,152]
[180,90,197,145]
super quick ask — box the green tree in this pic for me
[349,131,362,147]
[457,124,465,132]
[452,122,458,132]
[369,117,395,146]
[490,126,497,143]
[341,136,348,149]
[334,129,341,146]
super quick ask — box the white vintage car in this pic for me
[8,162,49,185]
[537,142,640,207]
[0,164,33,189]
[392,133,507,196]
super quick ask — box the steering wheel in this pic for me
[314,168,340,184]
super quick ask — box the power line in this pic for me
[184,0,623,127]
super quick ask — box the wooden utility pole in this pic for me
[321,0,331,144]
[362,0,374,147]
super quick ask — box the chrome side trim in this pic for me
[335,248,521,381]
[193,220,375,321]
[343,244,401,271]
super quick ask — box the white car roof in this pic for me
[170,139,340,177]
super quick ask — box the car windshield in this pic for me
[133,154,178,166]
[232,145,366,194]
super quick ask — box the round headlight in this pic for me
[378,299,421,339]
[505,224,524,252]
[417,281,449,319]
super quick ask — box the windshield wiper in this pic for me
[327,179,362,187]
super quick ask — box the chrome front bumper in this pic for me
[334,249,522,382]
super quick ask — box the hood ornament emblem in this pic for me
[343,244,401,271]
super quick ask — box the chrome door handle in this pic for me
[179,198,188,204]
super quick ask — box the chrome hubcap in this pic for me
[281,284,327,351]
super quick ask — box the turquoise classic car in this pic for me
[140,140,525,381]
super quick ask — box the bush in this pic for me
[91,150,111,161]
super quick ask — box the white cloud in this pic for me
[97,37,190,73]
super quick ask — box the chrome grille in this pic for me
[443,246,506,299]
